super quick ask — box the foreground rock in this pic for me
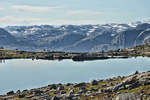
[1,71,150,100]
[115,93,142,100]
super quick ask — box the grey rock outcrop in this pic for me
[115,93,142,100]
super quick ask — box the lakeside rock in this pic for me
[115,93,142,100]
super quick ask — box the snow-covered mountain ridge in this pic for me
[0,21,150,52]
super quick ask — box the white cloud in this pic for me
[0,16,101,27]
[48,19,101,25]
[67,10,103,15]
[0,16,45,26]
[0,8,4,11]
[0,16,40,23]
[12,5,61,13]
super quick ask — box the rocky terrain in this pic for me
[0,21,150,52]
[1,70,150,100]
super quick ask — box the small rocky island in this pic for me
[0,43,150,61]
[1,71,150,100]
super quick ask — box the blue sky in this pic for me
[0,0,150,26]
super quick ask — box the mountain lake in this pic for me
[0,57,150,94]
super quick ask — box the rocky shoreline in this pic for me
[1,71,150,100]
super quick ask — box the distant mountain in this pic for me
[114,23,150,49]
[2,21,150,52]
[0,28,17,48]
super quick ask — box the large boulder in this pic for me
[73,82,86,88]
[115,93,142,100]
[91,80,99,85]
[7,91,15,95]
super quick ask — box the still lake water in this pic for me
[0,57,150,94]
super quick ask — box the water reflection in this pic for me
[0,59,5,63]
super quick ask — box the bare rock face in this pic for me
[115,93,142,100]
[134,29,150,45]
